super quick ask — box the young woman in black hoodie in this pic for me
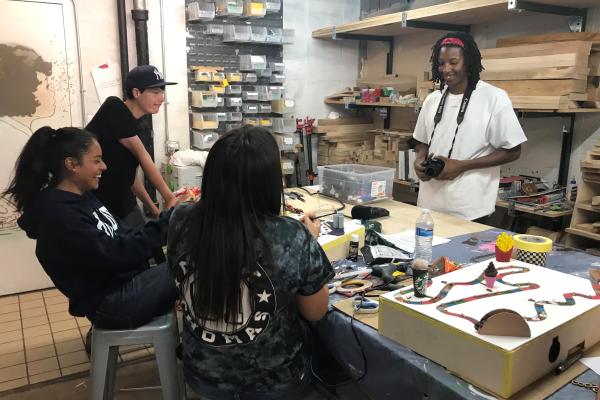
[3,126,178,329]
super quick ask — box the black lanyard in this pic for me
[428,84,474,158]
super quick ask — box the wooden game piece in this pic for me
[475,309,531,337]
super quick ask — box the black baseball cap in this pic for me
[125,65,177,90]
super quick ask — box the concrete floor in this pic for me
[1,359,368,400]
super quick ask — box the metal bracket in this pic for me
[508,0,587,32]
[331,32,394,75]
[401,12,470,32]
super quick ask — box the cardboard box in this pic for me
[379,260,600,398]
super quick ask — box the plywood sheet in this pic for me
[487,80,587,96]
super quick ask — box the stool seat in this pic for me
[89,311,181,400]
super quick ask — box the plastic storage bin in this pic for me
[187,2,215,21]
[243,72,257,82]
[239,55,267,70]
[217,96,225,107]
[268,86,283,100]
[271,98,294,114]
[318,164,395,204]
[192,130,219,150]
[242,90,259,101]
[204,24,224,35]
[271,117,295,133]
[226,97,243,107]
[258,104,271,113]
[226,72,242,82]
[226,123,243,131]
[250,26,267,42]
[227,111,243,121]
[195,70,212,82]
[269,61,284,72]
[170,164,203,189]
[265,0,281,13]
[265,27,282,43]
[242,103,259,114]
[211,72,226,82]
[260,117,272,127]
[272,132,298,152]
[282,29,295,44]
[243,118,259,126]
[209,84,225,94]
[281,159,294,175]
[192,112,219,130]
[270,74,285,84]
[216,112,228,122]
[225,84,242,95]
[191,91,218,108]
[257,68,272,78]
[243,0,266,17]
[216,0,243,17]
[223,25,251,42]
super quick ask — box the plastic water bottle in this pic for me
[414,209,434,266]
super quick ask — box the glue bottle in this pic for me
[348,234,359,261]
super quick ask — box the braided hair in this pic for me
[430,31,484,91]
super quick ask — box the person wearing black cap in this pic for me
[86,65,177,228]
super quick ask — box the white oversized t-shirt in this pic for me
[413,80,527,220]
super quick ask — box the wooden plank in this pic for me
[317,118,372,126]
[488,80,587,96]
[481,41,592,59]
[314,124,374,135]
[481,67,589,81]
[509,96,570,110]
[483,53,589,71]
[497,32,600,48]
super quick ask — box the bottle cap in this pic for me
[351,234,359,242]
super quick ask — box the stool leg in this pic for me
[90,342,110,400]
[104,346,119,400]
[154,333,181,400]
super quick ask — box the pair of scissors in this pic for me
[352,296,379,314]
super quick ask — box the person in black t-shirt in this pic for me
[86,65,177,229]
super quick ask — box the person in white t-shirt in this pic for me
[412,32,527,221]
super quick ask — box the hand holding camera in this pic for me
[421,157,446,178]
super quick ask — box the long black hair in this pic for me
[185,126,283,324]
[3,126,97,212]
[430,31,484,91]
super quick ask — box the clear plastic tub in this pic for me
[243,118,259,126]
[269,61,284,72]
[218,96,225,107]
[191,91,218,108]
[223,25,251,42]
[265,0,281,13]
[227,111,243,121]
[216,0,243,17]
[265,27,282,43]
[192,130,219,150]
[257,68,272,78]
[268,86,284,100]
[243,0,266,17]
[211,72,226,82]
[225,85,242,95]
[204,24,224,35]
[272,132,298,152]
[192,112,219,130]
[243,72,257,82]
[187,2,215,21]
[226,97,243,107]
[239,55,267,71]
[257,86,270,101]
[270,74,285,84]
[216,112,228,122]
[242,103,259,114]
[318,164,395,204]
[242,90,259,101]
[250,26,267,42]
[282,29,295,44]
[258,104,272,113]
[271,98,294,114]
[271,117,295,133]
[226,123,243,131]
[226,72,242,82]
[194,70,212,82]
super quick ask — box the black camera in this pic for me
[422,157,445,178]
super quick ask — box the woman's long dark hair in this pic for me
[430,31,484,91]
[185,126,283,325]
[3,126,96,212]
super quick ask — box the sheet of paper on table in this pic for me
[381,229,450,253]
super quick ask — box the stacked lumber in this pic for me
[580,139,600,184]
[489,33,600,110]
[316,119,375,165]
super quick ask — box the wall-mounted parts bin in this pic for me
[268,86,284,100]
[216,0,243,17]
[195,70,212,82]
[282,29,295,44]
[257,68,272,78]
[265,27,282,43]
[281,159,294,175]
[227,111,243,121]
[217,96,225,107]
[192,130,219,150]
[270,74,285,84]
[272,98,295,114]
[226,97,243,107]
[250,26,267,43]
[272,117,296,133]
[265,0,281,13]
[269,61,284,72]
[225,85,242,95]
[226,72,242,82]
[203,24,224,35]
[226,123,243,131]
[209,84,225,94]
[187,2,215,21]
[243,72,257,82]
[258,104,272,113]
[239,55,267,70]
[216,112,228,122]
[243,118,259,126]
[242,104,259,114]
[191,91,218,108]
[211,72,226,82]
[242,90,259,101]
[260,117,272,127]
[192,112,219,130]
[243,0,266,18]
[223,25,251,42]
[272,132,298,152]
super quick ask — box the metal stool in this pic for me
[89,311,181,400]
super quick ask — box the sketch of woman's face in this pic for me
[32,72,55,119]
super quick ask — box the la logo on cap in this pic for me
[153,68,163,81]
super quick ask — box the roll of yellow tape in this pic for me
[513,235,552,252]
